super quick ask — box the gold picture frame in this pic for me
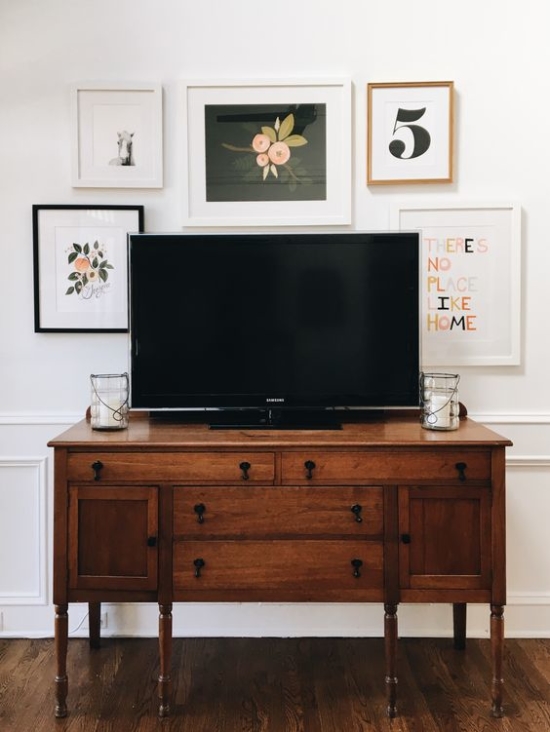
[367,81,454,185]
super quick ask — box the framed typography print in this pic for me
[71,84,163,188]
[391,203,521,366]
[368,81,454,184]
[181,79,352,226]
[33,205,144,332]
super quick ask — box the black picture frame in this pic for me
[33,204,144,333]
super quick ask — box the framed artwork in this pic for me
[390,203,521,366]
[33,205,144,332]
[71,83,163,188]
[368,81,454,185]
[181,79,352,226]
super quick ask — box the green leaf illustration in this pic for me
[261,126,277,143]
[84,243,90,255]
[65,286,75,295]
[278,114,295,141]
[75,281,82,295]
[68,251,78,264]
[92,257,99,268]
[73,243,82,253]
[93,241,99,249]
[284,134,308,147]
[68,272,79,281]
[99,269,108,282]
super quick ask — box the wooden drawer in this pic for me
[66,451,275,484]
[174,485,383,538]
[173,540,383,601]
[281,449,491,484]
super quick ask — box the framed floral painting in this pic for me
[181,79,352,226]
[32,205,144,332]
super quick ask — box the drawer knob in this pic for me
[91,460,103,481]
[351,558,363,578]
[193,558,205,578]
[304,460,316,480]
[350,504,363,523]
[194,503,206,524]
[147,536,157,548]
[400,533,411,544]
[455,462,467,481]
[239,461,251,480]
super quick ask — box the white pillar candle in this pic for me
[430,394,451,428]
[98,398,122,427]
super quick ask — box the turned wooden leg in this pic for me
[158,603,173,717]
[384,603,398,718]
[55,604,69,718]
[89,602,101,649]
[453,603,467,650]
[490,604,505,717]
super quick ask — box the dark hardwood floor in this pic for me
[1,637,549,731]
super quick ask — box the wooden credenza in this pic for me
[49,414,511,719]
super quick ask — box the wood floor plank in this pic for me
[0,637,549,732]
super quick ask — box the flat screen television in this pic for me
[128,231,420,428]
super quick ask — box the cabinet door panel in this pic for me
[398,486,492,592]
[69,485,158,591]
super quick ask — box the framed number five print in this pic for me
[367,81,454,184]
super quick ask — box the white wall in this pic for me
[1,0,549,638]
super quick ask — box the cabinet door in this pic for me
[398,486,492,595]
[68,485,158,591]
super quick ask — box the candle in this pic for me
[430,394,451,428]
[98,397,123,428]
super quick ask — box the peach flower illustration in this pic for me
[222,113,308,185]
[66,240,114,297]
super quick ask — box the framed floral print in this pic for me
[33,205,144,332]
[181,79,352,226]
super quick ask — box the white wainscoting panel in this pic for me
[0,458,48,605]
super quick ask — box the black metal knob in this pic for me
[239,461,251,480]
[147,536,157,547]
[193,558,205,578]
[194,503,206,523]
[400,533,411,544]
[455,462,467,481]
[91,460,103,481]
[351,558,363,578]
[304,460,316,479]
[351,504,363,523]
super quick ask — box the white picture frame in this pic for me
[71,83,163,188]
[181,79,352,227]
[33,205,144,332]
[391,203,521,366]
[368,81,454,185]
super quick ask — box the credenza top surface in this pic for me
[48,413,512,451]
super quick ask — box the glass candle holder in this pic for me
[90,373,129,430]
[420,372,460,431]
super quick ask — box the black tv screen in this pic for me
[128,231,420,427]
